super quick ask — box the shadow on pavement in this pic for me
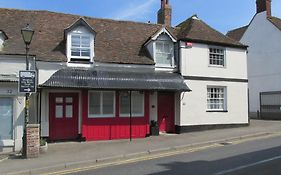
[146,146,281,175]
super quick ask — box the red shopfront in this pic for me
[81,90,150,141]
[44,68,190,141]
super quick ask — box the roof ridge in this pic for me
[0,7,165,27]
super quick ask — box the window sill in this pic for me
[206,110,228,113]
[68,61,94,64]
[208,65,226,68]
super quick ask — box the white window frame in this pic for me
[67,26,95,63]
[70,34,91,60]
[208,47,226,67]
[119,91,145,117]
[88,91,115,118]
[154,40,175,68]
[207,86,227,111]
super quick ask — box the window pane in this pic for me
[102,92,114,115]
[120,91,144,117]
[120,93,130,115]
[56,97,63,103]
[71,35,80,47]
[66,97,73,103]
[71,48,80,56]
[132,92,144,116]
[65,105,73,118]
[81,49,90,57]
[89,92,101,116]
[81,36,90,47]
[55,105,63,118]
[0,98,13,140]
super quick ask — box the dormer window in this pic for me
[144,28,176,68]
[65,18,96,64]
[71,34,91,60]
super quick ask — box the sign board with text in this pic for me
[19,70,37,93]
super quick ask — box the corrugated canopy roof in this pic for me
[41,68,191,92]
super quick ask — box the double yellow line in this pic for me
[44,144,222,175]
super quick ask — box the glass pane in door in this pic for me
[0,98,13,140]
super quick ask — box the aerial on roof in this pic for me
[0,8,246,64]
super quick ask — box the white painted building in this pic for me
[227,0,281,119]
[175,16,248,132]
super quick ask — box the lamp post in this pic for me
[21,24,34,157]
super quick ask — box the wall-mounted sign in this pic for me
[19,70,36,93]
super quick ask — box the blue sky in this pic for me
[1,0,281,33]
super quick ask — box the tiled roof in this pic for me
[175,16,247,48]
[226,25,249,41]
[0,8,161,65]
[268,16,281,31]
[0,8,247,65]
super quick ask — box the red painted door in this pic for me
[49,93,79,141]
[158,92,175,133]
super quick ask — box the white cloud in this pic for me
[111,0,158,21]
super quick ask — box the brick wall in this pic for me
[25,124,40,158]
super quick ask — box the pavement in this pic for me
[1,119,281,175]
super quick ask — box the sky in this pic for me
[1,0,281,34]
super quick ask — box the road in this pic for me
[61,135,281,175]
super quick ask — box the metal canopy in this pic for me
[41,68,191,92]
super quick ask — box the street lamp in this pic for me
[21,24,34,157]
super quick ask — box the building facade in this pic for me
[0,0,248,152]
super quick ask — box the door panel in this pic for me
[158,93,175,133]
[49,93,79,140]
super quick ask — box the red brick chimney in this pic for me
[256,0,272,17]
[157,0,172,26]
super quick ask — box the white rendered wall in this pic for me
[180,43,247,79]
[37,61,65,85]
[180,80,248,126]
[241,12,281,113]
[179,42,248,126]
[149,92,158,122]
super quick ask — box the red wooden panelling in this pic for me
[82,91,150,141]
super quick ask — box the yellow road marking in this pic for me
[43,144,222,175]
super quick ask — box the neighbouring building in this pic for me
[227,0,281,119]
[0,0,248,152]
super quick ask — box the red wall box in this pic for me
[82,90,150,141]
